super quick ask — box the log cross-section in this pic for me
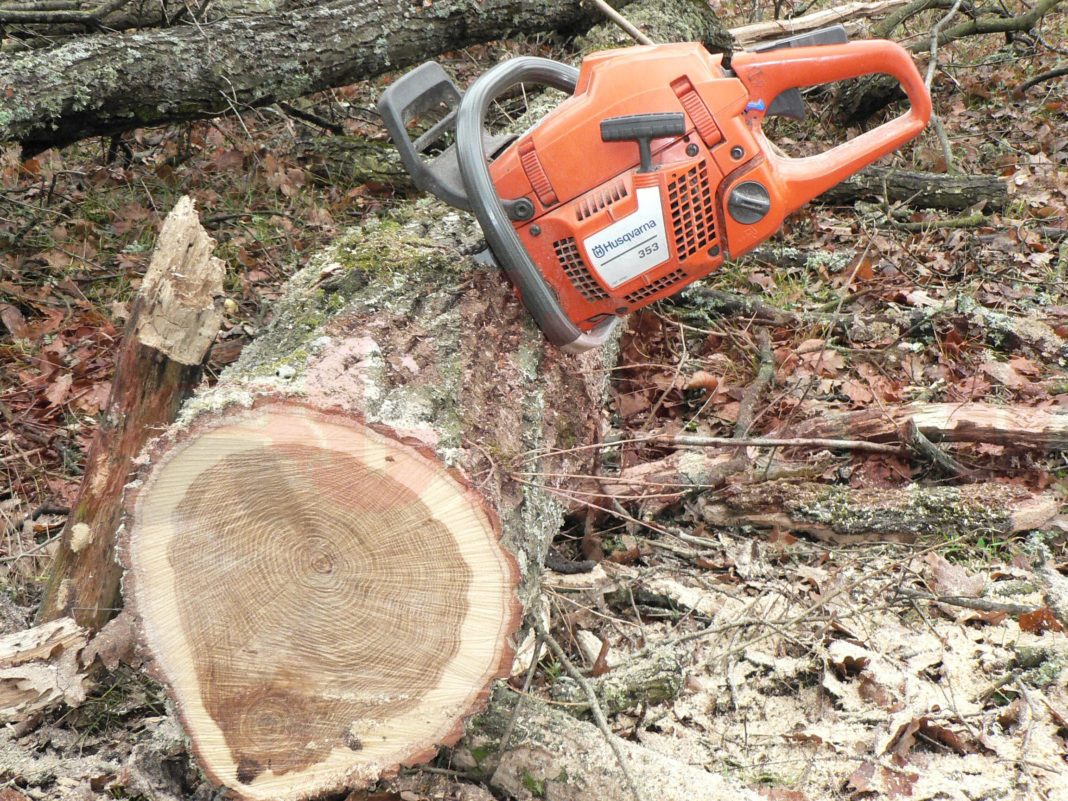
[123,402,521,801]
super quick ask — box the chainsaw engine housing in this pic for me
[378,33,931,349]
[488,43,757,329]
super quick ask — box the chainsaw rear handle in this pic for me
[731,40,932,210]
[455,57,619,354]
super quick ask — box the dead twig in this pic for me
[894,587,1038,616]
[906,419,968,477]
[587,0,654,45]
[532,614,647,801]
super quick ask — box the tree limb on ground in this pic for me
[730,0,912,46]
[782,402,1068,450]
[698,481,1058,543]
[0,0,636,154]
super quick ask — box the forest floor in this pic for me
[2,2,1068,800]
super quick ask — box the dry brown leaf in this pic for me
[847,762,918,798]
[1019,607,1065,634]
[44,372,73,406]
[0,303,29,339]
[924,552,986,598]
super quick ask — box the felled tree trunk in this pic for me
[118,6,738,798]
[36,197,224,631]
[120,202,616,801]
[699,481,1058,544]
[2,0,732,155]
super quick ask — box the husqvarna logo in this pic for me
[590,219,659,260]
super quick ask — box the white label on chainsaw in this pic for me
[583,187,670,289]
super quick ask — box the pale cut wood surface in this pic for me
[124,403,520,801]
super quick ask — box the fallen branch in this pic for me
[460,686,764,801]
[533,616,646,801]
[818,168,1007,210]
[784,403,1068,450]
[0,0,128,25]
[908,0,1065,53]
[729,0,912,46]
[550,645,685,716]
[699,481,1058,543]
[1015,63,1068,95]
[894,587,1038,616]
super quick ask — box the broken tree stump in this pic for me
[36,196,224,631]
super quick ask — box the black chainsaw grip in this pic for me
[455,57,619,354]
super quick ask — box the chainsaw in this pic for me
[378,26,931,353]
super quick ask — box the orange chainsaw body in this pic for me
[487,42,931,331]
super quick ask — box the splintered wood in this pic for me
[123,403,521,801]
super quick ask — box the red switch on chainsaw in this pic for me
[379,26,931,353]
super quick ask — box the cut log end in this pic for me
[122,400,521,801]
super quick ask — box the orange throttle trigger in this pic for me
[731,40,932,211]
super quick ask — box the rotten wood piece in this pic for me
[36,196,224,631]
[0,617,87,722]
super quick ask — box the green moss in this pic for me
[521,770,546,798]
[469,743,495,769]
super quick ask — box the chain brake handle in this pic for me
[731,40,932,211]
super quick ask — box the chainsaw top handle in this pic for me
[731,40,932,210]
[454,57,619,354]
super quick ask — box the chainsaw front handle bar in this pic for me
[731,40,932,210]
[455,57,619,354]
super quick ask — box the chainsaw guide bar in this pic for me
[378,25,931,353]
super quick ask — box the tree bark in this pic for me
[1,0,606,155]
[35,197,224,631]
